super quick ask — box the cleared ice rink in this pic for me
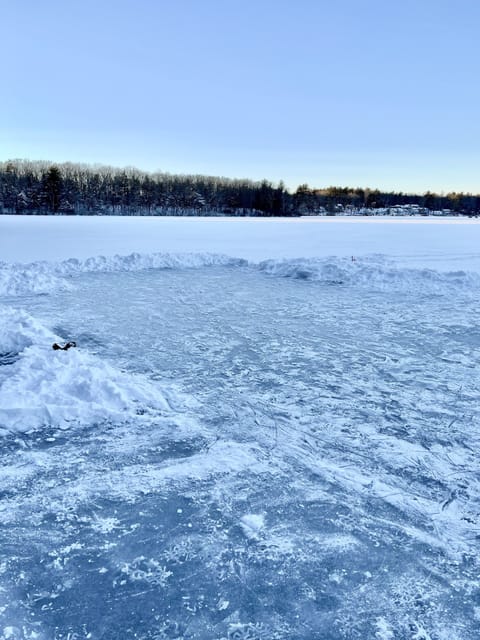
[0,216,479,639]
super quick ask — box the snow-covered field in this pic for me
[1,216,479,639]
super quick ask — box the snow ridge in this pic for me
[1,252,479,298]
[0,252,247,296]
[257,255,480,294]
[0,261,72,296]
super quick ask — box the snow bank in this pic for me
[257,255,480,294]
[0,306,53,354]
[0,252,246,296]
[0,261,71,296]
[1,251,479,298]
[55,251,247,274]
[0,306,186,434]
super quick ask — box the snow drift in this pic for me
[1,251,479,298]
[257,255,480,294]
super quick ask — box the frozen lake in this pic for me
[1,258,479,639]
[2,215,480,272]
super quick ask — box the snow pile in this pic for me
[0,260,71,296]
[0,306,53,354]
[0,252,246,296]
[56,252,247,274]
[0,306,184,433]
[257,255,480,294]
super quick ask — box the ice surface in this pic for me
[0,217,479,639]
[2,214,480,270]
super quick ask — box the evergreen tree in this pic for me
[43,166,62,213]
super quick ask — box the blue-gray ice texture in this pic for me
[0,262,479,639]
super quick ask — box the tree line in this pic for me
[294,185,480,216]
[0,160,289,216]
[1,160,479,216]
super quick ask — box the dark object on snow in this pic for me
[0,351,18,366]
[52,341,77,351]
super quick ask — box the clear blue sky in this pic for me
[2,0,479,193]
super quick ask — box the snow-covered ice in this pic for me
[0,216,479,639]
[2,214,480,270]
